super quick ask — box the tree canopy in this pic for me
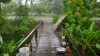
[0,0,11,3]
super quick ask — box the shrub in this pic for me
[63,0,100,56]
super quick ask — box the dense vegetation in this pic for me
[62,0,100,56]
[0,0,100,56]
[0,0,38,55]
[1,0,63,16]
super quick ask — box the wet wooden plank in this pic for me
[31,17,65,56]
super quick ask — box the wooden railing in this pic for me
[53,16,83,56]
[11,21,43,56]
[55,25,82,56]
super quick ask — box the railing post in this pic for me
[65,35,69,43]
[35,29,38,51]
[30,41,32,55]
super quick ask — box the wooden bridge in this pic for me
[12,16,79,56]
[31,17,65,56]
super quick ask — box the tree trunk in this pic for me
[25,0,28,5]
[30,0,33,5]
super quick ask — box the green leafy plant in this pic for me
[0,16,38,42]
[0,1,39,56]
[0,35,25,56]
[0,36,16,55]
[96,44,100,50]
[63,0,100,56]
[1,40,16,54]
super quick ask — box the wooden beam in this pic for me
[52,15,66,31]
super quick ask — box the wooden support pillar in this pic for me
[35,29,38,51]
[30,41,32,53]
[35,29,38,44]
[65,35,69,43]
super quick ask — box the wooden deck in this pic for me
[30,17,65,56]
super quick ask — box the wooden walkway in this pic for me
[31,17,64,56]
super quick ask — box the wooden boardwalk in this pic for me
[31,17,64,56]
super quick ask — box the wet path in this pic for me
[32,17,64,56]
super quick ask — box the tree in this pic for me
[0,0,11,14]
[52,0,63,14]
[0,0,11,3]
[2,2,18,15]
[25,0,28,5]
[0,0,11,10]
[0,0,11,28]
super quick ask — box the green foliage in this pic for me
[29,0,63,16]
[0,16,13,36]
[52,15,60,23]
[93,9,100,17]
[15,5,29,18]
[0,0,38,55]
[96,44,100,50]
[93,2,100,17]
[12,18,38,40]
[0,36,16,54]
[0,17,38,55]
[1,0,63,16]
[0,35,3,44]
[2,2,18,15]
[63,0,100,56]
[0,35,25,55]
[0,0,11,15]
[0,0,11,3]
[0,16,9,26]
[0,16,38,41]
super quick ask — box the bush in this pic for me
[63,0,100,56]
[0,16,9,26]
[0,17,38,42]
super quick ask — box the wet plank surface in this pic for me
[31,17,64,56]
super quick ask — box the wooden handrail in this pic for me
[57,25,81,56]
[14,21,43,51]
[53,16,82,56]
[52,15,65,31]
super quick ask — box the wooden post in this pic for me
[30,41,32,54]
[65,35,69,43]
[35,29,38,51]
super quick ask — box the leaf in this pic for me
[90,21,95,31]
[0,35,3,44]
[96,44,100,50]
[7,40,16,52]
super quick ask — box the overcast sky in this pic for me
[97,0,100,2]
